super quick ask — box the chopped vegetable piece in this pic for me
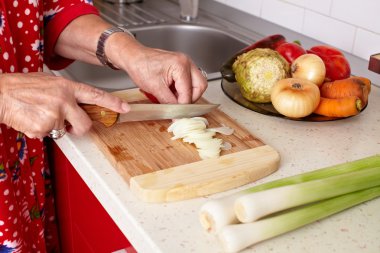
[168,117,234,160]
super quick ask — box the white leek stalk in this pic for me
[199,155,380,233]
[199,194,241,233]
[235,166,380,223]
[219,186,380,253]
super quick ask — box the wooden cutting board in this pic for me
[89,88,280,202]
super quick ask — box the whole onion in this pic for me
[291,54,326,86]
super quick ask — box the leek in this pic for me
[199,154,380,233]
[219,186,380,253]
[235,166,380,223]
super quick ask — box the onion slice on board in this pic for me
[168,117,234,159]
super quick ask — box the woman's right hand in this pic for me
[0,72,130,139]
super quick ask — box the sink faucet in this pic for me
[179,0,199,22]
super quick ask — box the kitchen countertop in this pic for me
[55,79,380,253]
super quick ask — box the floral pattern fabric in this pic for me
[0,0,98,252]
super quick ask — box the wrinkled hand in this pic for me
[0,72,130,139]
[114,43,208,104]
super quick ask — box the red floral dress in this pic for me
[0,0,98,252]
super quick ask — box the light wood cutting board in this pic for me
[89,88,280,202]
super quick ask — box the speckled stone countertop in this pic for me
[55,79,380,253]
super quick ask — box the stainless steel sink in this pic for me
[56,24,250,91]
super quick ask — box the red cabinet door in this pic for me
[47,140,136,253]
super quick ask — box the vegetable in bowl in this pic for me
[232,48,290,103]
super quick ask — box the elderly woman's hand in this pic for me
[53,16,207,104]
[123,47,207,104]
[105,33,208,104]
[0,72,129,139]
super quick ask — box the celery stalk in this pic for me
[199,155,380,233]
[235,166,380,223]
[219,186,380,253]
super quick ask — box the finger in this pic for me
[39,115,67,139]
[152,86,178,104]
[23,131,43,140]
[190,65,208,102]
[64,104,93,136]
[73,82,130,113]
[172,65,193,104]
[26,111,64,139]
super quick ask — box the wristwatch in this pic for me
[96,26,134,70]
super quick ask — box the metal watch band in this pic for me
[96,26,133,70]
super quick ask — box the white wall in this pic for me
[214,0,380,61]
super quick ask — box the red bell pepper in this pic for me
[140,85,177,104]
[275,42,306,64]
[240,34,286,53]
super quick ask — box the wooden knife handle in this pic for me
[79,104,119,127]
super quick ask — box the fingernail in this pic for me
[122,102,131,112]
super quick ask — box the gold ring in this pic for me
[48,128,66,140]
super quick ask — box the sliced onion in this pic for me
[169,120,207,139]
[168,118,207,133]
[195,138,223,149]
[191,117,209,126]
[168,117,235,160]
[208,126,234,135]
[198,148,221,160]
[183,131,216,143]
[221,142,232,151]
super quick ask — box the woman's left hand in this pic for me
[106,33,208,104]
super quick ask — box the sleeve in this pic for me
[43,0,100,70]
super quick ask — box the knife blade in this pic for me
[80,103,219,127]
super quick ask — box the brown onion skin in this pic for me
[271,78,321,118]
[291,54,326,87]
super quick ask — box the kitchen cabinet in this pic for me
[47,140,136,253]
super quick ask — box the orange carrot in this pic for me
[355,76,371,93]
[314,96,362,118]
[320,77,370,106]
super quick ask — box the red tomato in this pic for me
[308,45,344,56]
[318,54,351,81]
[140,89,160,103]
[307,45,351,81]
[276,42,306,63]
[140,85,178,104]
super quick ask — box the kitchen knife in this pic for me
[80,103,219,127]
